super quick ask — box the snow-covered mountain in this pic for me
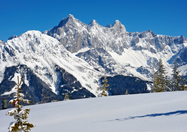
[0,31,102,106]
[0,30,149,108]
[1,91,187,132]
[1,14,187,108]
[44,14,187,81]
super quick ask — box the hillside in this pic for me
[1,91,187,132]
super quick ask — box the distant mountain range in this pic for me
[0,14,187,108]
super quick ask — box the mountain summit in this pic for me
[88,19,99,27]
[57,14,75,27]
[44,14,187,81]
[112,20,126,32]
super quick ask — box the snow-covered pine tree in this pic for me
[98,75,109,97]
[7,76,34,132]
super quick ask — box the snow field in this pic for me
[0,91,187,132]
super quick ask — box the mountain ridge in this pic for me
[44,14,187,81]
[0,14,187,108]
[0,30,103,108]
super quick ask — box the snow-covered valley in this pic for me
[1,91,187,132]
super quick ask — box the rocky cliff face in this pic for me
[44,14,187,81]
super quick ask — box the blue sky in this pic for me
[0,0,187,41]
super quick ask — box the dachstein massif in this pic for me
[0,14,187,108]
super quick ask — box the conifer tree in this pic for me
[181,77,186,91]
[125,89,129,95]
[41,86,50,103]
[153,59,169,92]
[171,60,182,91]
[153,73,161,92]
[64,93,70,100]
[7,76,34,132]
[98,75,109,97]
[157,59,166,89]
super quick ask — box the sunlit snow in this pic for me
[0,91,187,132]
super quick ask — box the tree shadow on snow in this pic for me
[109,110,187,122]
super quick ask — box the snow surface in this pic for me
[1,91,187,132]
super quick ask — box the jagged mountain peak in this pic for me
[88,19,98,27]
[57,14,76,27]
[43,15,187,82]
[138,29,157,38]
[67,14,75,19]
[44,14,87,37]
[112,20,126,31]
[146,29,156,35]
[147,29,152,32]
[112,20,121,26]
[180,35,186,41]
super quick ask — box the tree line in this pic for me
[153,59,186,92]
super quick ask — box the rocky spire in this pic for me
[57,14,75,27]
[88,19,99,27]
[112,20,126,32]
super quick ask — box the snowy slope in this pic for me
[0,91,187,132]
